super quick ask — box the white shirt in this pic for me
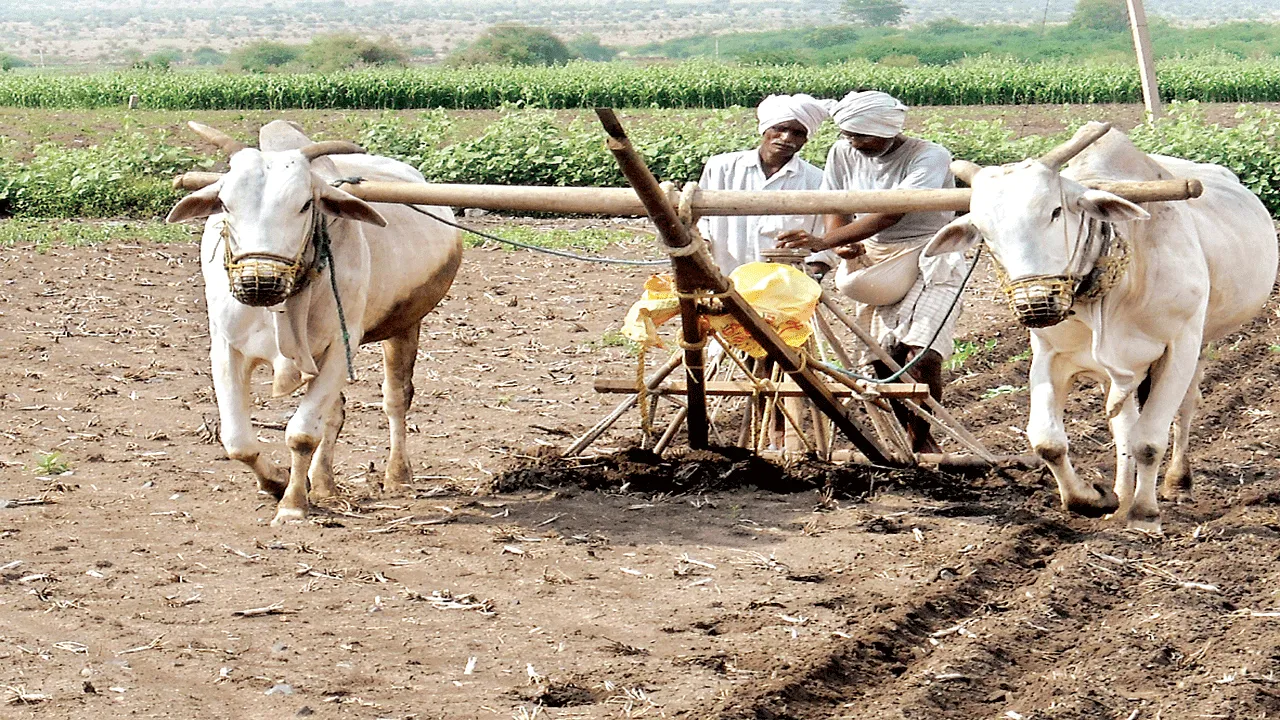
[697,149,834,273]
[821,136,955,244]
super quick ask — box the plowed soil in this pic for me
[3,220,1280,720]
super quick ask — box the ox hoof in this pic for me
[382,481,410,497]
[1064,484,1120,519]
[1160,489,1194,505]
[257,476,288,501]
[270,506,307,527]
[308,482,338,503]
[1125,514,1163,534]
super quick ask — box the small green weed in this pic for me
[34,450,71,476]
[0,219,196,252]
[600,329,631,347]
[1010,347,1033,362]
[1269,344,1280,353]
[598,329,641,356]
[946,338,997,371]
[981,385,1026,400]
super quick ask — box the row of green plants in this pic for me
[2,103,1279,219]
[366,102,1280,217]
[9,57,1280,109]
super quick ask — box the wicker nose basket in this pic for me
[228,258,301,307]
[1006,276,1074,328]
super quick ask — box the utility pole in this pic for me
[1126,0,1163,120]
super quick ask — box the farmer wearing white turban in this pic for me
[755,93,833,138]
[829,90,908,138]
[697,94,837,275]
[778,90,964,453]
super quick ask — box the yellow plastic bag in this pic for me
[620,273,682,348]
[621,263,821,358]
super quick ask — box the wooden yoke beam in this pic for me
[172,174,1204,215]
[595,108,894,466]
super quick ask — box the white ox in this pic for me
[925,122,1277,531]
[168,120,462,526]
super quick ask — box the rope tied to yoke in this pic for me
[665,181,707,258]
[330,175,668,267]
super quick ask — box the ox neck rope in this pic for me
[312,215,357,383]
[219,199,357,383]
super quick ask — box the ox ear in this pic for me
[924,215,982,257]
[1075,189,1150,223]
[166,182,223,223]
[317,184,387,227]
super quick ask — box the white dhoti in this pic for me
[835,236,967,364]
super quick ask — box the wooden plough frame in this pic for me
[174,114,1204,470]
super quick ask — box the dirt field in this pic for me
[3,216,1280,720]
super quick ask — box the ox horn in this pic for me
[1038,122,1112,170]
[188,121,247,157]
[300,141,367,161]
[951,159,983,186]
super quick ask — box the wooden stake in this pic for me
[596,108,721,449]
[1126,0,1163,121]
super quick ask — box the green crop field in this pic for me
[2,102,1279,221]
[7,57,1280,110]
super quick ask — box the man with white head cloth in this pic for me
[697,94,837,451]
[778,90,965,453]
[697,93,838,275]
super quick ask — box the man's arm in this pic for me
[777,211,905,254]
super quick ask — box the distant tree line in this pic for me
[227,25,615,72]
[645,0,1280,67]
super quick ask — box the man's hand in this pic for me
[775,228,830,251]
[805,261,831,280]
[834,242,866,260]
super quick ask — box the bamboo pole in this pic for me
[653,346,726,456]
[653,407,687,455]
[173,173,1203,215]
[596,109,719,450]
[565,352,683,456]
[819,293,998,464]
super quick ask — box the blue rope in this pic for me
[824,245,984,385]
